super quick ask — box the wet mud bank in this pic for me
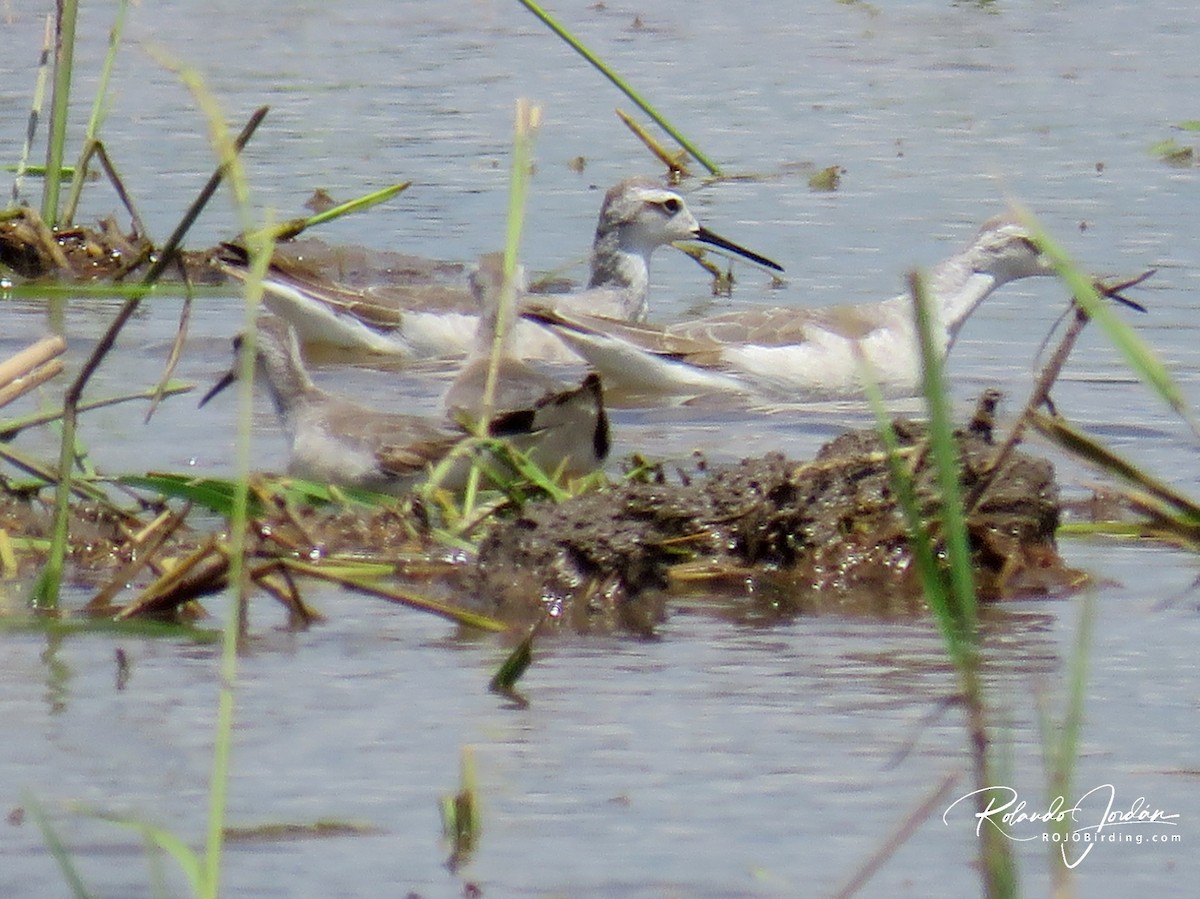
[471,413,1080,633]
[0,406,1081,634]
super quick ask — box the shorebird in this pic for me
[216,178,781,359]
[199,316,610,493]
[522,216,1060,402]
[442,252,562,421]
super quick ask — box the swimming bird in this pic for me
[522,216,1059,402]
[199,316,610,493]
[442,252,562,421]
[216,178,781,359]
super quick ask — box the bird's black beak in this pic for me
[693,226,784,273]
[199,370,237,408]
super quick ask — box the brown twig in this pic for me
[964,272,1152,513]
[832,769,965,899]
[41,107,268,605]
[114,536,229,620]
[87,502,192,611]
[60,139,150,238]
[143,251,194,423]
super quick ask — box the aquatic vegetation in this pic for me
[4,5,1196,899]
[440,747,482,872]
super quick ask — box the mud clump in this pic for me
[0,210,161,282]
[472,417,1078,632]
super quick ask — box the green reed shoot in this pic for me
[516,0,721,175]
[61,0,130,226]
[46,59,274,899]
[1037,592,1095,887]
[41,0,78,225]
[252,180,412,243]
[863,270,1015,898]
[461,99,540,516]
[440,746,482,872]
[185,66,271,899]
[25,795,93,899]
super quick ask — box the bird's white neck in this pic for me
[925,259,999,347]
[588,231,651,321]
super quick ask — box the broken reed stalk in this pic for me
[12,16,54,208]
[615,108,689,178]
[33,106,268,609]
[61,139,149,243]
[1016,204,1198,438]
[0,335,66,409]
[964,267,1153,515]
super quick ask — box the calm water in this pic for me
[2,1,1199,896]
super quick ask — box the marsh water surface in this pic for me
[2,2,1199,896]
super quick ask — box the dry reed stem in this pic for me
[0,335,66,408]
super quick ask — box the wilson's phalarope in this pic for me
[441,255,612,474]
[443,253,561,420]
[562,177,783,322]
[200,317,610,492]
[216,178,781,359]
[522,216,1057,402]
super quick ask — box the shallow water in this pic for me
[2,1,1200,896]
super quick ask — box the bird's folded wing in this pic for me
[522,305,724,363]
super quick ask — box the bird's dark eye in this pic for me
[662,198,681,214]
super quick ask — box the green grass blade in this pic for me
[490,621,537,693]
[440,747,481,871]
[1038,591,1095,878]
[297,180,411,229]
[859,364,971,668]
[255,181,413,242]
[1028,411,1200,520]
[515,0,721,175]
[910,271,977,635]
[463,99,541,515]
[169,60,269,899]
[117,474,262,518]
[25,796,95,899]
[90,811,204,895]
